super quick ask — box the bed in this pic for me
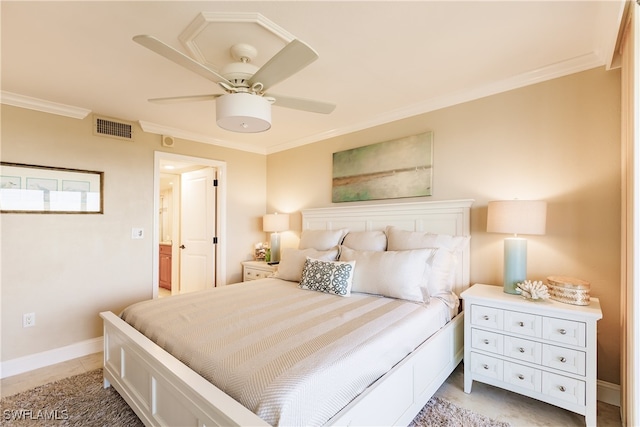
[100,199,473,426]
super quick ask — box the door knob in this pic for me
[179,244,186,249]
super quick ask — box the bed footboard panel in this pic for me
[101,311,269,427]
[326,312,464,426]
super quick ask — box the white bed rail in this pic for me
[101,311,269,426]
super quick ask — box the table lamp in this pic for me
[487,200,547,294]
[263,213,290,264]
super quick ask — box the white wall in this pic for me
[0,106,266,363]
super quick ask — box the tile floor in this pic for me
[436,364,621,426]
[1,354,622,426]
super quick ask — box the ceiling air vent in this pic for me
[93,115,134,141]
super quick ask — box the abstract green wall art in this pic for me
[332,132,433,202]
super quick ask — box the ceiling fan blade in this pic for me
[149,94,221,104]
[248,39,318,90]
[133,35,233,86]
[267,93,336,114]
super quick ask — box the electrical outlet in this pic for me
[23,312,35,328]
[131,227,144,239]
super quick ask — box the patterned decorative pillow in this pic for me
[299,257,356,297]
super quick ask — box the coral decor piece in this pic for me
[516,280,550,301]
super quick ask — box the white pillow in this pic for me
[385,226,468,294]
[298,229,348,250]
[385,226,469,252]
[339,246,433,302]
[424,247,457,298]
[342,231,387,251]
[299,257,356,296]
[276,247,339,282]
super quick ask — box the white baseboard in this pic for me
[0,337,103,379]
[598,379,621,407]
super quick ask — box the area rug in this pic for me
[1,369,509,426]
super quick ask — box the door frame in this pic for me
[153,151,227,298]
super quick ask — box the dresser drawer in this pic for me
[504,335,542,364]
[504,310,542,338]
[243,267,272,281]
[542,371,586,406]
[471,328,503,355]
[542,344,586,375]
[504,361,542,393]
[470,352,503,381]
[543,317,586,347]
[470,305,503,330]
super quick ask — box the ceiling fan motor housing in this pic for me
[216,93,271,133]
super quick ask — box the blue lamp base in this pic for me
[270,232,281,263]
[503,237,527,294]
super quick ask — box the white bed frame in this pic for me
[101,199,473,426]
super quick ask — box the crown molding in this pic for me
[0,91,91,119]
[266,52,604,154]
[2,50,604,156]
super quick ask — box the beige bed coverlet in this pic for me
[121,278,452,426]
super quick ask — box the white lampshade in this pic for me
[216,93,271,133]
[263,213,290,232]
[487,200,547,236]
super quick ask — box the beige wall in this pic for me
[0,105,266,361]
[267,67,622,384]
[1,66,623,385]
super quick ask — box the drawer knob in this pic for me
[483,339,490,345]
[518,321,524,327]
[559,328,567,335]
[483,315,489,320]
[559,385,566,392]
[518,347,525,353]
[482,364,489,370]
[560,357,566,363]
[517,374,525,380]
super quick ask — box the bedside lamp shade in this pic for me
[487,200,547,294]
[263,213,289,263]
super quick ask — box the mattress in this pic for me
[120,278,454,426]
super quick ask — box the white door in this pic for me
[179,167,216,293]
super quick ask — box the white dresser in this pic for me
[461,284,602,426]
[242,261,277,281]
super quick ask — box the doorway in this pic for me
[153,151,227,298]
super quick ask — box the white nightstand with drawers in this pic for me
[242,261,277,281]
[461,284,602,426]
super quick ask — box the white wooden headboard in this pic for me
[301,199,474,296]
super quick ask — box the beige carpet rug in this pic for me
[1,369,510,426]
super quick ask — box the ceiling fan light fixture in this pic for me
[216,93,271,133]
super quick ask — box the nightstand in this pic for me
[242,261,278,281]
[461,284,602,426]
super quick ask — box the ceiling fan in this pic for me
[133,34,336,133]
